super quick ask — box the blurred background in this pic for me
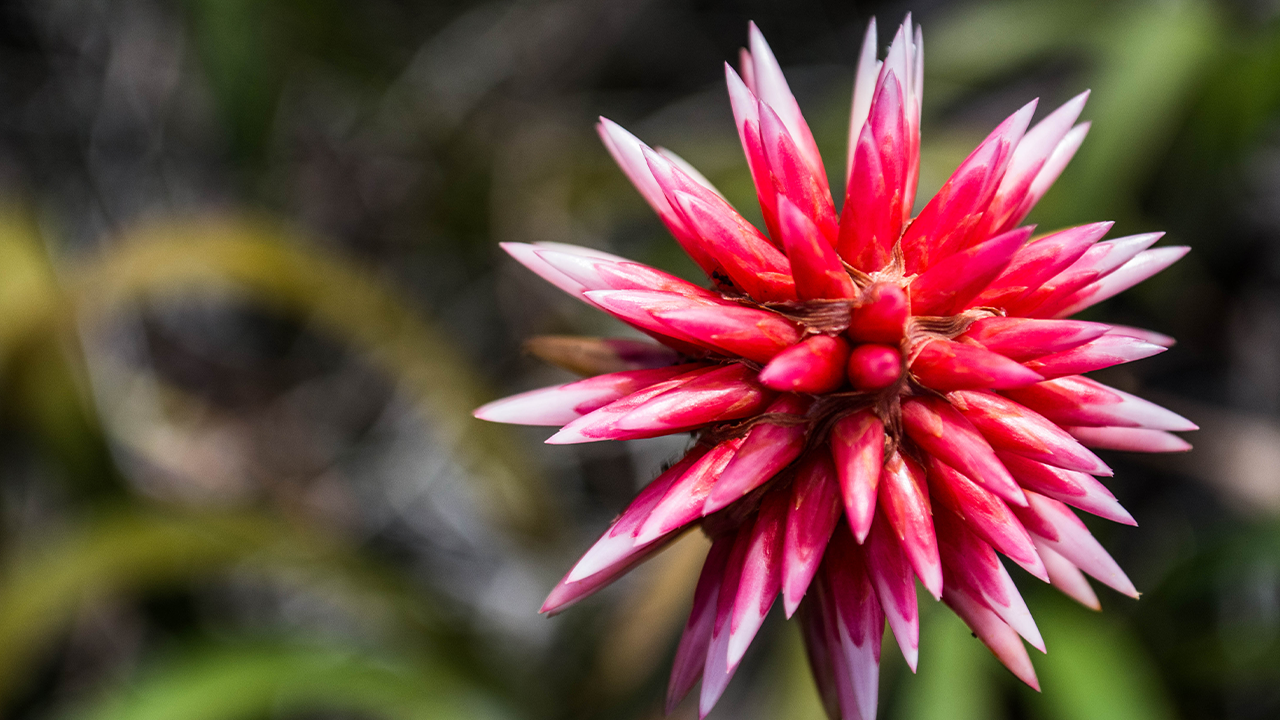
[0,0,1274,718]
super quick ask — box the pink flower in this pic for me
[476,16,1195,720]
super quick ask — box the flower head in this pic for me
[477,16,1194,720]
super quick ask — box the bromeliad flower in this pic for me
[476,16,1195,720]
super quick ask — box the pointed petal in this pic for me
[701,524,753,716]
[704,395,810,513]
[936,510,1044,651]
[878,451,942,599]
[550,363,770,443]
[747,22,827,186]
[944,586,1041,690]
[778,195,856,300]
[909,226,1033,315]
[1034,538,1101,610]
[901,396,1027,506]
[667,535,734,712]
[847,18,881,179]
[1012,492,1138,598]
[1002,376,1198,431]
[728,490,788,668]
[901,100,1036,273]
[783,452,843,616]
[1105,324,1176,347]
[760,334,852,393]
[1012,232,1162,317]
[911,339,1044,391]
[927,456,1047,581]
[636,438,744,545]
[1050,246,1191,318]
[656,146,726,199]
[824,527,884,720]
[979,91,1091,237]
[867,511,920,670]
[1065,426,1192,453]
[949,390,1113,476]
[547,364,716,443]
[997,451,1136,526]
[475,364,698,426]
[831,410,886,542]
[726,64,781,244]
[580,288,733,352]
[839,70,908,272]
[1015,122,1090,222]
[705,394,808,502]
[653,304,803,364]
[1024,335,1166,378]
[759,99,839,244]
[568,449,709,583]
[961,317,1110,362]
[534,247,717,299]
[970,222,1112,310]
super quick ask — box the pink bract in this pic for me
[476,15,1194,720]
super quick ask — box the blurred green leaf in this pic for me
[65,217,551,536]
[65,640,495,720]
[0,509,461,703]
[895,601,1003,720]
[1028,593,1176,720]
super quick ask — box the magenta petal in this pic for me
[970,222,1112,310]
[901,397,1027,506]
[610,364,772,438]
[474,364,699,426]
[1035,538,1101,610]
[666,188,799,303]
[782,453,842,617]
[1012,492,1138,598]
[901,100,1036,273]
[1050,246,1191,318]
[936,510,1044,651]
[1014,232,1162,317]
[746,23,828,190]
[996,451,1136,526]
[847,282,909,344]
[823,527,884,720]
[728,490,788,668]
[758,99,839,246]
[636,438,744,545]
[1002,376,1197,431]
[961,317,1110,362]
[943,585,1041,690]
[667,535,733,713]
[878,451,942,599]
[1025,335,1166,378]
[777,195,856,300]
[1065,426,1192,453]
[949,390,1113,476]
[547,365,717,444]
[909,226,1033,315]
[927,456,1047,581]
[568,448,709,583]
[1105,324,1176,347]
[838,70,907,273]
[653,304,803,364]
[700,524,753,717]
[911,339,1045,391]
[978,90,1091,238]
[704,394,810,514]
[759,334,851,393]
[866,512,920,671]
[831,410,886,542]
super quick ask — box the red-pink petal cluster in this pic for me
[476,16,1194,720]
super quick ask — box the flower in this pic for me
[475,16,1195,720]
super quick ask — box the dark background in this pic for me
[0,0,1275,718]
